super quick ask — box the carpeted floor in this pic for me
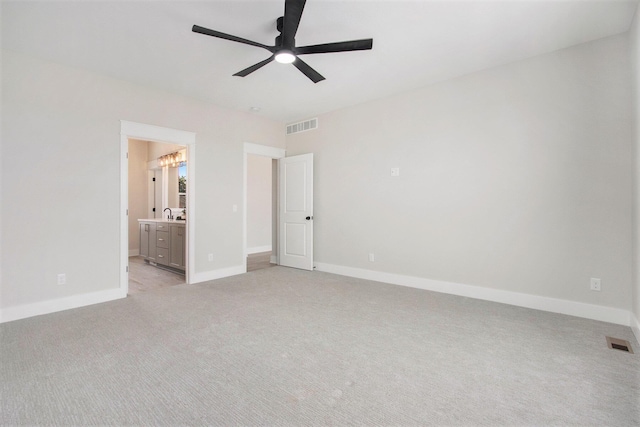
[1,266,638,426]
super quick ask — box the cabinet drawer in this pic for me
[156,223,169,232]
[156,247,169,265]
[156,231,169,248]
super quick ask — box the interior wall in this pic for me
[286,34,634,312]
[0,49,284,311]
[630,4,640,337]
[246,154,273,253]
[128,139,149,255]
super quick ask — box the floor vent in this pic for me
[286,118,318,135]
[606,336,634,354]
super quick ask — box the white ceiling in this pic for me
[2,0,638,123]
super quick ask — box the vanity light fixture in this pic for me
[158,151,184,168]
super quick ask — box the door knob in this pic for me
[306,216,313,220]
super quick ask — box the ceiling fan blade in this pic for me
[233,56,275,77]
[282,0,306,47]
[295,38,373,55]
[292,57,325,83]
[192,25,274,52]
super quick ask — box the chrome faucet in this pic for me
[163,208,173,220]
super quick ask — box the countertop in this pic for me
[138,218,186,224]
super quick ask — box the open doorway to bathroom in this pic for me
[127,138,187,294]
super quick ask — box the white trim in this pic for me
[120,132,129,297]
[0,288,126,324]
[186,144,196,283]
[631,312,640,345]
[121,121,196,145]
[247,245,273,255]
[315,262,633,326]
[190,265,246,284]
[270,255,278,264]
[129,249,140,257]
[243,143,286,262]
[121,121,196,297]
[244,142,286,158]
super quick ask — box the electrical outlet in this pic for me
[590,278,601,291]
[232,204,238,213]
[390,168,400,177]
[368,253,375,262]
[208,253,214,262]
[57,273,66,285]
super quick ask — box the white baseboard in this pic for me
[190,264,246,284]
[1,263,246,324]
[314,262,632,326]
[129,249,140,257]
[0,287,127,324]
[247,245,273,255]
[631,312,640,345]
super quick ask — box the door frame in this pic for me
[243,143,286,270]
[120,121,196,293]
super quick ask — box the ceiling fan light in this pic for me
[275,51,296,64]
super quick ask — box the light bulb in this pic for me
[275,51,295,64]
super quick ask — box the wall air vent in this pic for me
[286,118,318,135]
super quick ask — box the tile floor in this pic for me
[128,256,185,295]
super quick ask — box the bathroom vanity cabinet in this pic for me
[139,219,186,271]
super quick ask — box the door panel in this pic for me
[284,223,306,256]
[279,153,313,270]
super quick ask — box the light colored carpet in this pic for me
[1,266,638,426]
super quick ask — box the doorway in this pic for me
[243,143,286,271]
[246,154,277,271]
[120,121,196,295]
[128,139,187,294]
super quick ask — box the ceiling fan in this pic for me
[192,0,373,83]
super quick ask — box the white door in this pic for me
[279,153,314,270]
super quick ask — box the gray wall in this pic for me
[631,6,640,337]
[247,154,273,252]
[1,49,284,310]
[287,34,634,312]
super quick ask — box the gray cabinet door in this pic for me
[169,224,185,270]
[139,223,149,258]
[139,222,156,262]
